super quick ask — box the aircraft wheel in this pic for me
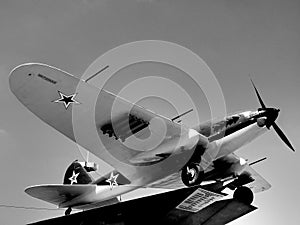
[181,163,204,187]
[65,207,72,216]
[233,186,254,205]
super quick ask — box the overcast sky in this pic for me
[0,0,299,224]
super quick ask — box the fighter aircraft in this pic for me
[9,63,294,215]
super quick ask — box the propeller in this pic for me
[250,79,295,152]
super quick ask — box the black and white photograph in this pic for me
[0,1,299,224]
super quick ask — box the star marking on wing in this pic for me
[69,171,79,185]
[106,172,119,190]
[53,91,80,109]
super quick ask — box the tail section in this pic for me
[63,160,94,185]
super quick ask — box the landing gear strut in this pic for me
[233,186,254,205]
[65,207,72,216]
[181,163,204,186]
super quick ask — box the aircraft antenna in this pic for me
[249,157,267,166]
[76,145,86,161]
[171,109,193,122]
[84,65,109,83]
[86,151,89,164]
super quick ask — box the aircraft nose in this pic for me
[271,108,280,121]
[263,108,280,127]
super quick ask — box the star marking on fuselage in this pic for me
[53,91,80,109]
[106,172,119,190]
[69,171,79,185]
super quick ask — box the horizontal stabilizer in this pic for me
[25,184,96,206]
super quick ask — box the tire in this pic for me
[233,186,254,205]
[181,163,204,187]
[65,207,72,216]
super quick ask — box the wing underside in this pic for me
[9,63,207,183]
[241,164,271,193]
[148,154,271,194]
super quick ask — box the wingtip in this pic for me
[9,63,35,97]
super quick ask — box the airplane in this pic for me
[9,63,294,216]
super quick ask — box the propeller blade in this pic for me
[272,122,295,151]
[250,78,266,109]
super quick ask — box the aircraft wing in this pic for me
[9,63,206,182]
[222,153,271,193]
[148,153,271,194]
[239,164,271,193]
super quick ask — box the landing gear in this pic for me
[233,186,254,205]
[181,163,204,186]
[65,207,72,216]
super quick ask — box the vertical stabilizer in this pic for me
[63,160,93,185]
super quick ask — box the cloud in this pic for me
[0,129,7,135]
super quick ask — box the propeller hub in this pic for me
[264,108,280,124]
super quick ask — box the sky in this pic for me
[0,0,300,224]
